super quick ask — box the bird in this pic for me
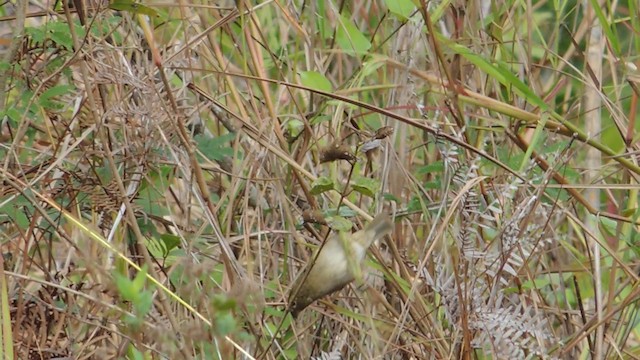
[288,214,393,317]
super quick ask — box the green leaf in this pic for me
[310,176,334,195]
[424,180,441,189]
[135,180,169,216]
[215,312,237,336]
[329,206,358,218]
[3,107,22,124]
[48,21,77,51]
[114,272,138,302]
[145,237,165,259]
[124,313,142,326]
[384,0,416,20]
[416,161,444,175]
[351,177,379,197]
[407,195,425,212]
[126,346,146,360]
[0,195,33,228]
[135,291,153,316]
[131,265,148,294]
[336,14,371,54]
[159,234,181,254]
[282,347,299,360]
[299,71,332,92]
[38,84,73,109]
[310,114,331,125]
[621,207,638,218]
[383,192,400,203]
[146,234,180,260]
[597,215,618,237]
[449,42,547,110]
[361,59,385,76]
[517,275,555,292]
[286,119,304,138]
[326,216,352,231]
[25,26,45,43]
[212,293,237,311]
[264,321,280,338]
[137,218,161,239]
[194,133,236,162]
[110,0,158,17]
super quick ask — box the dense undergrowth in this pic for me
[1,0,639,359]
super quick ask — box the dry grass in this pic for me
[1,0,639,359]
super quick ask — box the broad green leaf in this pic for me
[159,234,181,254]
[407,196,423,212]
[126,347,145,360]
[310,114,331,125]
[326,216,352,231]
[110,0,158,17]
[135,291,153,316]
[598,215,618,237]
[283,348,299,360]
[25,26,45,43]
[417,161,444,175]
[351,177,379,197]
[0,195,33,228]
[114,271,138,302]
[145,237,165,259]
[449,43,547,110]
[336,14,371,54]
[135,180,169,216]
[383,192,400,203]
[38,85,73,109]
[3,107,22,123]
[286,119,304,138]
[361,59,385,76]
[384,0,416,20]
[519,275,554,291]
[621,207,638,218]
[299,71,332,92]
[335,206,358,218]
[212,293,237,311]
[48,21,79,51]
[310,176,334,194]
[131,265,148,294]
[215,312,237,336]
[424,180,441,189]
[194,133,236,162]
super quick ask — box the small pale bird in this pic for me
[288,214,393,317]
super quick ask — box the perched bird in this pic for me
[288,214,393,317]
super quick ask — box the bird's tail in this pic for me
[362,213,393,247]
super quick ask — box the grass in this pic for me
[0,0,639,358]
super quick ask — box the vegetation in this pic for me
[0,0,639,358]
